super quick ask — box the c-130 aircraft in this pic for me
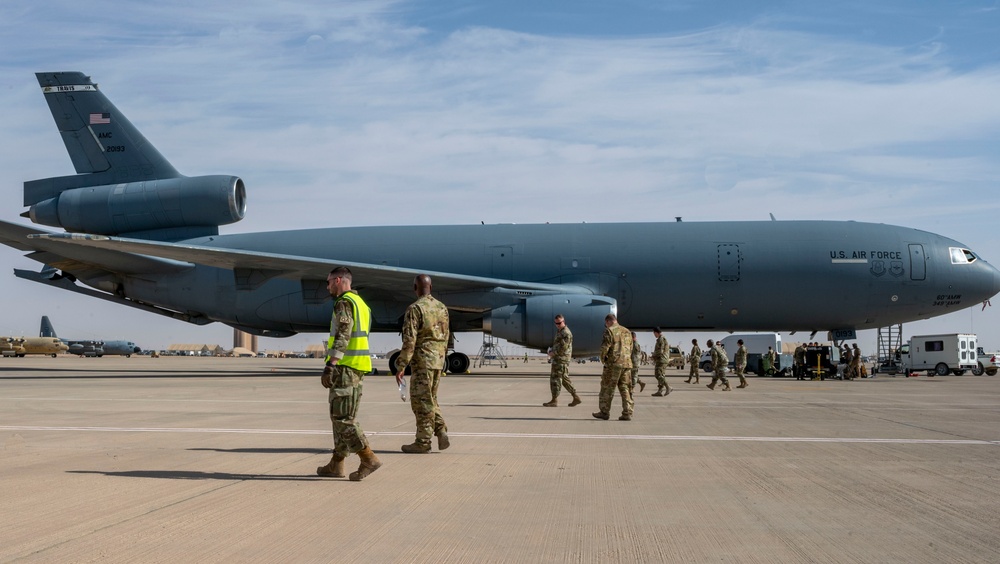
[1,71,998,373]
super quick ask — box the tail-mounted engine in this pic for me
[27,175,246,239]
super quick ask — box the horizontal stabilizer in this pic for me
[0,220,193,276]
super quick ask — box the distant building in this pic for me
[233,330,258,354]
[167,344,226,356]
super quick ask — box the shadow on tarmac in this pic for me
[68,470,327,481]
[188,447,329,454]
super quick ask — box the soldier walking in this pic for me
[543,314,582,407]
[734,339,749,388]
[850,343,862,380]
[593,314,634,421]
[395,274,451,454]
[630,331,647,394]
[317,267,381,481]
[686,339,702,384]
[651,328,672,396]
[707,339,732,391]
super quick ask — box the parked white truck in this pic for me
[901,333,978,376]
[974,346,999,376]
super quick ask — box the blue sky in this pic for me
[0,1,998,354]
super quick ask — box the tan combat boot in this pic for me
[401,441,431,454]
[348,447,382,481]
[638,380,646,393]
[542,397,558,407]
[568,395,582,407]
[651,387,664,397]
[722,383,732,391]
[316,453,345,477]
[436,429,450,450]
[707,382,716,390]
[684,378,692,384]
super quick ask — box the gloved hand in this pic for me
[321,365,334,388]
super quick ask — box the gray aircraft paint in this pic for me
[39,315,141,356]
[2,72,998,356]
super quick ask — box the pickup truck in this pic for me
[974,347,999,376]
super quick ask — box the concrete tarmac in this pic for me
[2,356,999,563]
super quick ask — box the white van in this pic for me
[903,333,977,376]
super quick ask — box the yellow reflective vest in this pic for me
[327,291,372,372]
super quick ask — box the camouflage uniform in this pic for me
[734,343,749,388]
[652,334,672,395]
[841,346,854,379]
[793,344,806,380]
[596,323,634,419]
[327,293,370,457]
[850,344,862,379]
[687,343,702,383]
[397,294,450,448]
[709,342,731,390]
[630,340,645,393]
[548,325,579,402]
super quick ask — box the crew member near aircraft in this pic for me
[594,314,634,421]
[395,274,450,453]
[686,339,702,384]
[543,314,582,407]
[317,266,381,481]
[841,344,854,380]
[707,339,732,391]
[630,331,647,394]
[764,346,777,376]
[850,343,863,379]
[651,328,672,396]
[793,343,807,380]
[734,339,749,388]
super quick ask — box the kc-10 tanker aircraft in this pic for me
[1,72,998,373]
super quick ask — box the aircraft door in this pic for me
[718,244,741,281]
[909,244,926,281]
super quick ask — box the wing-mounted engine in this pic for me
[27,175,246,239]
[484,294,617,356]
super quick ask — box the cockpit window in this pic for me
[949,247,977,264]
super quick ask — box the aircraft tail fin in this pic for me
[22,72,245,241]
[26,72,181,207]
[40,316,56,338]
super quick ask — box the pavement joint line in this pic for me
[2,425,997,445]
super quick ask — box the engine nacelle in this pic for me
[28,175,246,236]
[484,294,617,356]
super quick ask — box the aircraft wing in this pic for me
[29,232,594,296]
[0,220,193,276]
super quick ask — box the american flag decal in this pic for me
[89,112,110,125]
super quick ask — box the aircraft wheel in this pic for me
[446,352,470,374]
[388,351,411,376]
[934,363,949,376]
[972,363,984,376]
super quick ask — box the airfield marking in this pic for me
[2,425,997,446]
